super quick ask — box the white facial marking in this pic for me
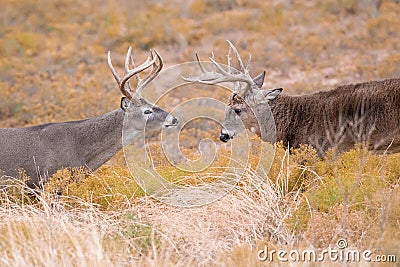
[164,114,175,126]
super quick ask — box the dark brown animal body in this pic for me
[185,41,400,156]
[268,78,400,155]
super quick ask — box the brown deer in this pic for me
[0,47,179,188]
[185,41,400,156]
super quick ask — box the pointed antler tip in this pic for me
[226,40,235,47]
[107,51,114,67]
[153,49,161,57]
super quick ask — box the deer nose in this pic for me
[164,116,179,127]
[219,133,231,142]
[220,128,233,142]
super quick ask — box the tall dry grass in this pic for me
[0,160,295,266]
[0,143,399,266]
[0,183,123,266]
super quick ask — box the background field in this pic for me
[1,0,399,266]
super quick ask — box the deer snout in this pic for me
[220,128,233,142]
[220,133,230,142]
[164,115,179,127]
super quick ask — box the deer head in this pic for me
[184,41,282,142]
[108,47,179,134]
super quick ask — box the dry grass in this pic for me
[0,190,116,266]
[2,144,398,266]
[0,166,294,266]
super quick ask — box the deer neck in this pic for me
[268,94,295,141]
[78,109,137,171]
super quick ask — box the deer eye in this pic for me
[234,108,241,115]
[144,110,152,115]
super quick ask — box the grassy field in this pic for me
[1,0,400,266]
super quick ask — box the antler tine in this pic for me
[119,48,156,98]
[124,47,133,77]
[108,47,157,100]
[108,51,122,87]
[227,46,232,73]
[108,50,136,99]
[128,49,142,84]
[184,54,252,87]
[246,53,251,71]
[226,40,247,74]
[195,53,207,74]
[182,53,217,83]
[208,56,253,87]
[121,47,135,97]
[208,56,231,77]
[135,49,163,96]
[183,41,255,94]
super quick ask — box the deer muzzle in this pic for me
[164,115,179,128]
[220,128,234,142]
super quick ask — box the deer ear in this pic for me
[262,88,282,100]
[253,71,266,89]
[120,97,132,111]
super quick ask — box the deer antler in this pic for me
[134,49,163,96]
[108,47,163,101]
[183,40,255,94]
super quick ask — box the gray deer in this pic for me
[0,47,178,188]
[185,41,400,156]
